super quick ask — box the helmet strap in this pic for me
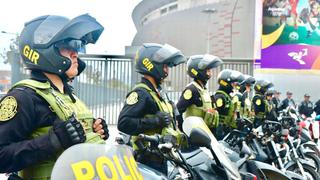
[61,74,76,103]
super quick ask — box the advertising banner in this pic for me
[261,0,320,69]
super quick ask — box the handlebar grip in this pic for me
[138,134,160,144]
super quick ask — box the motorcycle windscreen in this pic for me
[183,116,241,180]
[51,144,144,180]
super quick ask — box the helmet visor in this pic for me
[152,44,186,67]
[55,39,86,53]
[198,55,222,70]
[230,71,243,83]
[34,16,69,45]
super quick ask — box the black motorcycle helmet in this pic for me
[19,14,104,102]
[239,75,256,93]
[217,69,244,92]
[19,14,104,76]
[187,54,222,83]
[135,43,186,83]
[254,80,274,95]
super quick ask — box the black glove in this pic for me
[93,118,109,140]
[155,111,172,128]
[49,114,86,150]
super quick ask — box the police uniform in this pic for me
[0,14,107,179]
[230,91,242,118]
[314,100,320,116]
[0,72,105,178]
[241,91,253,119]
[272,96,281,116]
[177,81,218,130]
[212,89,236,140]
[280,98,296,110]
[252,94,276,127]
[118,77,183,174]
[299,100,314,118]
[118,77,174,135]
[118,43,186,175]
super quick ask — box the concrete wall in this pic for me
[132,0,258,58]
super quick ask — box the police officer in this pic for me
[230,71,245,119]
[265,89,278,121]
[239,75,256,120]
[252,80,274,127]
[314,99,320,116]
[117,43,186,174]
[176,54,222,131]
[272,91,281,116]
[280,91,296,110]
[298,94,314,118]
[212,69,244,140]
[0,14,109,179]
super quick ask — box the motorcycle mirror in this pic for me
[189,128,211,148]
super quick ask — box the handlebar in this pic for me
[262,120,282,136]
[138,134,161,144]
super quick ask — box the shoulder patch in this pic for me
[255,99,261,106]
[216,98,224,107]
[0,96,18,121]
[183,89,192,100]
[126,92,138,105]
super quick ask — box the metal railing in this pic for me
[73,54,135,124]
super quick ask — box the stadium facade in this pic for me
[130,0,320,103]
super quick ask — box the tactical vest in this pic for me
[253,94,270,120]
[13,79,105,180]
[130,83,179,150]
[215,90,236,128]
[241,92,253,119]
[231,92,242,116]
[183,81,219,128]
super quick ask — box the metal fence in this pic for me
[12,54,253,125]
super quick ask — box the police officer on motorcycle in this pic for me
[252,80,275,127]
[176,54,222,131]
[212,69,244,140]
[239,75,256,120]
[0,14,109,179]
[298,94,314,118]
[117,43,186,174]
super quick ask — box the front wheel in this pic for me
[304,152,320,174]
[303,144,320,156]
[287,163,320,180]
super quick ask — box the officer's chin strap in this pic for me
[61,74,76,103]
[159,86,178,131]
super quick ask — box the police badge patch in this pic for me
[0,96,18,121]
[216,98,223,107]
[255,99,261,106]
[126,92,138,105]
[183,89,192,100]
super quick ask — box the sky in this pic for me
[0,0,142,69]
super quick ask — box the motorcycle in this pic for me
[280,115,320,174]
[281,106,320,156]
[220,118,292,180]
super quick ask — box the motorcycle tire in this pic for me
[304,144,320,156]
[304,152,320,174]
[287,163,320,180]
